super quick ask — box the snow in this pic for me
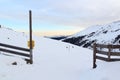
[72,22,120,38]
[0,26,120,80]
[65,21,120,45]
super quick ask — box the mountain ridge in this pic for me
[63,21,120,48]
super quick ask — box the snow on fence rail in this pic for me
[93,43,120,68]
[0,43,32,64]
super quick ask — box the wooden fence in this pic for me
[0,10,33,64]
[93,43,120,68]
[0,43,32,64]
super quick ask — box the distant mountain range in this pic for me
[62,21,120,48]
[47,36,68,40]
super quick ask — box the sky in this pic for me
[0,0,120,36]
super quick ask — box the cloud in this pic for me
[1,0,120,29]
[42,0,120,26]
[29,0,120,28]
[33,29,81,36]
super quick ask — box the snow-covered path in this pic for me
[0,37,93,80]
[33,37,93,80]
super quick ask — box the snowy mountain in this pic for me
[63,21,120,48]
[0,25,120,80]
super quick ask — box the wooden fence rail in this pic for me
[93,43,120,68]
[0,43,32,64]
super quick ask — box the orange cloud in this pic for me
[33,29,81,36]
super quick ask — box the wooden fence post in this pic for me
[93,43,97,68]
[108,45,111,61]
[29,10,33,64]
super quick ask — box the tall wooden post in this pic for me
[93,43,97,68]
[29,10,33,64]
[108,45,111,61]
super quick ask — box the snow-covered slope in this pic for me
[0,26,93,80]
[0,26,28,47]
[63,21,120,48]
[0,26,120,80]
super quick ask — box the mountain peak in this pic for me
[63,21,120,49]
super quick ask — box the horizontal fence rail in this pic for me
[0,48,30,57]
[0,43,31,64]
[0,43,30,52]
[93,43,120,68]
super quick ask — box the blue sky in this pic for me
[0,0,120,36]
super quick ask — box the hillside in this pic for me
[63,21,120,48]
[0,26,120,80]
[0,26,28,47]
